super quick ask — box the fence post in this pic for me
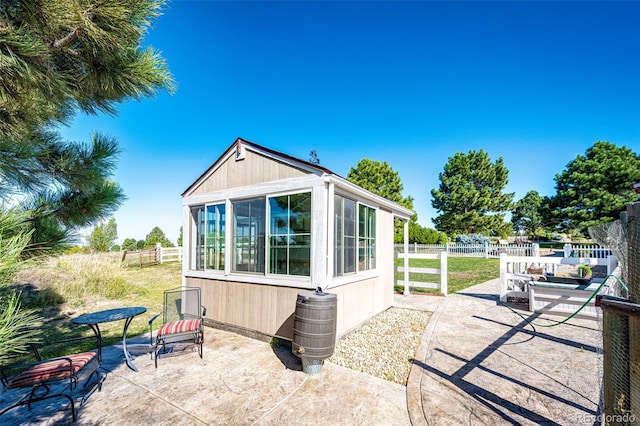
[484,241,489,259]
[156,243,162,264]
[440,252,448,296]
[499,254,507,302]
[563,243,572,258]
[404,221,409,295]
[532,243,540,257]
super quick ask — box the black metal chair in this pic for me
[0,335,102,422]
[148,287,206,368]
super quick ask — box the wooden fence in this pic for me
[394,251,448,296]
[121,244,183,267]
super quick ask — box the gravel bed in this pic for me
[328,307,431,385]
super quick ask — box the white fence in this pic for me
[561,243,612,259]
[394,243,538,258]
[156,244,183,263]
[394,251,448,296]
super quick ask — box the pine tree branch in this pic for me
[48,28,83,51]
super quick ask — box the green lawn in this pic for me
[394,256,500,295]
[15,254,498,358]
[16,259,182,358]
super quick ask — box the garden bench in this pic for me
[0,335,102,422]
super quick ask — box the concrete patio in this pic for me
[0,278,603,425]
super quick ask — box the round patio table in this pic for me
[73,306,147,372]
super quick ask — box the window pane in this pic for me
[357,205,376,271]
[206,204,225,270]
[269,196,289,235]
[345,235,356,273]
[290,193,311,233]
[191,206,205,271]
[268,193,311,276]
[333,195,343,275]
[233,198,265,273]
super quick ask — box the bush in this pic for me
[455,234,490,245]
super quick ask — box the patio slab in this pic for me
[1,279,604,425]
[407,278,603,426]
[0,324,409,425]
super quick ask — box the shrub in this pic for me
[455,234,490,245]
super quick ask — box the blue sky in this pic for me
[61,1,640,245]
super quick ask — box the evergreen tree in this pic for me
[88,218,118,252]
[0,0,174,250]
[512,191,545,240]
[0,209,42,362]
[549,141,639,236]
[0,0,173,362]
[144,227,173,248]
[431,149,514,237]
[0,0,174,138]
[346,158,416,242]
[121,238,138,251]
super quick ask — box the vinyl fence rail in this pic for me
[394,243,538,258]
[394,251,448,296]
[156,243,183,263]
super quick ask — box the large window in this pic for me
[191,206,205,270]
[206,204,225,270]
[334,195,356,276]
[358,204,376,271]
[232,198,266,273]
[334,195,376,276]
[191,192,313,277]
[269,193,311,276]
[191,204,225,271]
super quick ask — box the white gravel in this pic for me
[329,307,430,385]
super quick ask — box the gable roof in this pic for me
[181,137,413,219]
[181,137,335,196]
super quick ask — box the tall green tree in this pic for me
[549,141,640,236]
[88,218,118,252]
[0,0,173,361]
[346,158,416,242]
[144,227,174,248]
[512,190,545,240]
[177,226,183,247]
[431,149,514,237]
[0,0,174,250]
[408,222,449,244]
[0,0,174,138]
[121,238,138,251]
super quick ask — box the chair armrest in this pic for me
[148,313,161,326]
[148,314,161,345]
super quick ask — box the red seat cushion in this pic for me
[157,319,201,337]
[7,352,96,389]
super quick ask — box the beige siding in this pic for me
[190,150,308,196]
[186,277,300,339]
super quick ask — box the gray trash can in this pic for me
[292,289,337,375]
